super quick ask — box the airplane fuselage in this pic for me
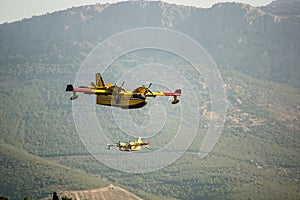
[107,140,150,151]
[96,93,147,109]
[119,145,142,151]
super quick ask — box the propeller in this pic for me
[113,81,125,104]
[120,81,125,89]
[128,141,131,149]
[144,83,153,95]
[90,82,96,89]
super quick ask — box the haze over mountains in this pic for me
[0,0,299,199]
[0,0,299,87]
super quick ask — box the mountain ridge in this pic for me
[261,0,300,16]
[0,0,299,87]
[0,1,299,199]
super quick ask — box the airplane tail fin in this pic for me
[137,137,142,143]
[96,73,105,88]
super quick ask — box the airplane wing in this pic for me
[144,89,181,104]
[145,89,181,97]
[66,84,112,94]
[163,89,181,96]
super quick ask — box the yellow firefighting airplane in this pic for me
[107,137,150,151]
[66,73,181,109]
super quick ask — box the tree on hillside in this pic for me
[0,196,8,200]
[52,192,59,200]
[61,196,72,200]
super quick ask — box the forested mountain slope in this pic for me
[0,0,299,199]
[0,0,299,87]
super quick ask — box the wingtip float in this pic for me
[66,72,181,109]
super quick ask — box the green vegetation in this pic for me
[0,141,108,199]
[0,53,299,199]
[46,69,299,200]
[0,47,299,199]
[0,1,299,199]
[61,196,72,200]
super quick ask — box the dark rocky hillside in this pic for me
[261,0,300,16]
[0,1,299,199]
[0,0,299,87]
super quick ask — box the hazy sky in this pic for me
[0,0,273,24]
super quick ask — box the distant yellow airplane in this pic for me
[66,72,181,109]
[107,137,150,151]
